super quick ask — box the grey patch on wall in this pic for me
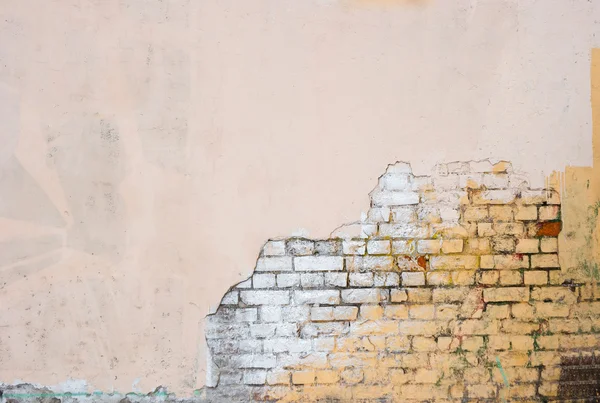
[45,117,126,261]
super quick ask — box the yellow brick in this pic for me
[430,255,479,270]
[391,289,408,302]
[548,319,579,333]
[455,319,498,335]
[463,367,492,383]
[398,320,446,336]
[501,319,540,334]
[540,237,558,253]
[442,239,464,253]
[531,254,559,268]
[530,351,561,367]
[492,236,516,253]
[462,336,484,351]
[266,370,291,385]
[412,336,437,352]
[450,384,465,399]
[362,366,389,385]
[409,304,435,320]
[486,304,510,319]
[493,351,530,367]
[534,302,570,317]
[452,270,476,285]
[537,335,559,350]
[549,270,563,285]
[436,304,459,319]
[483,287,529,302]
[388,368,411,384]
[539,206,560,221]
[559,334,600,349]
[427,271,451,285]
[340,368,363,384]
[432,287,471,303]
[437,336,460,352]
[384,305,408,319]
[360,305,384,320]
[292,371,316,385]
[515,205,537,220]
[512,302,535,319]
[538,382,558,397]
[490,206,514,221]
[466,384,496,399]
[510,335,534,350]
[515,239,539,254]
[386,336,410,352]
[478,270,499,285]
[495,222,525,236]
[499,270,523,285]
[541,366,561,381]
[413,368,443,384]
[488,335,511,350]
[406,288,432,303]
[493,367,538,383]
[401,353,431,368]
[316,370,339,384]
[464,206,489,221]
[524,270,548,285]
[571,301,600,316]
[350,320,399,336]
[398,385,448,400]
[465,238,491,254]
[478,223,496,237]
[509,384,536,398]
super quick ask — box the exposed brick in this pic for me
[360,305,384,320]
[417,239,441,254]
[540,237,558,253]
[384,305,409,319]
[374,272,400,287]
[483,287,529,302]
[515,238,539,254]
[430,255,478,270]
[524,270,548,285]
[292,371,315,385]
[240,290,290,305]
[277,273,300,288]
[294,256,343,271]
[342,240,366,255]
[349,272,374,287]
[286,238,315,255]
[253,273,276,288]
[391,289,408,302]
[256,257,293,272]
[499,270,522,285]
[346,256,395,271]
[324,272,347,287]
[530,253,559,268]
[406,288,433,302]
[333,306,359,321]
[409,304,435,320]
[341,289,388,304]
[367,239,391,255]
[401,272,425,286]
[294,290,340,305]
[538,206,560,221]
[442,239,464,253]
[489,205,514,221]
[515,205,538,221]
[263,240,286,256]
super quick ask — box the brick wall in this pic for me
[204,160,600,402]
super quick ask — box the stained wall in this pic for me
[1,0,600,396]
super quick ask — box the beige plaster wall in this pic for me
[0,0,599,396]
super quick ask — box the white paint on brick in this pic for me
[294,256,344,271]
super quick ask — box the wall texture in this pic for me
[1,0,600,397]
[205,160,600,402]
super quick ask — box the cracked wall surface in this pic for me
[205,160,600,402]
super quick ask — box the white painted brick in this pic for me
[236,354,277,369]
[253,273,276,288]
[371,190,420,206]
[380,173,411,190]
[250,324,276,338]
[379,223,430,238]
[401,272,426,286]
[276,323,298,337]
[256,257,293,272]
[411,176,433,191]
[314,240,341,255]
[236,308,258,322]
[392,240,416,254]
[311,307,334,322]
[286,239,315,255]
[324,272,347,287]
[473,190,517,205]
[264,338,311,353]
[469,160,494,172]
[341,289,387,304]
[349,273,374,287]
[300,273,325,288]
[386,162,413,174]
[263,240,286,256]
[367,239,391,255]
[374,272,400,287]
[366,207,390,223]
[520,190,560,205]
[342,240,366,255]
[391,206,418,222]
[277,273,300,288]
[294,256,344,271]
[459,173,483,189]
[439,205,461,221]
[313,337,336,352]
[433,175,459,190]
[294,290,340,305]
[240,290,290,305]
[260,306,282,323]
[345,256,394,272]
[243,370,267,385]
[221,291,239,305]
[334,306,359,320]
[267,370,291,385]
[281,306,310,322]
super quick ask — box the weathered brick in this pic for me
[266,370,291,385]
[294,256,343,271]
[221,291,239,305]
[427,271,451,285]
[455,319,498,335]
[310,307,334,322]
[442,239,464,253]
[398,320,445,336]
[324,272,347,287]
[342,240,366,255]
[401,272,425,286]
[510,335,534,350]
[540,237,558,253]
[499,270,522,285]
[406,288,433,302]
[515,205,538,221]
[379,222,430,238]
[292,370,315,385]
[243,370,267,385]
[515,239,539,254]
[263,240,286,256]
[465,238,491,254]
[483,287,529,302]
[478,270,499,285]
[260,306,282,322]
[535,302,570,317]
[374,272,399,287]
[530,254,559,268]
[412,336,437,352]
[366,239,391,255]
[349,272,374,287]
[531,287,577,303]
[539,206,560,221]
[489,205,514,221]
[535,221,562,237]
[511,303,535,320]
[350,320,399,336]
[409,304,435,320]
[286,238,315,255]
[346,256,395,271]
[391,289,408,302]
[520,189,560,205]
[491,236,515,253]
[432,287,471,303]
[417,239,442,254]
[384,305,408,319]
[316,370,339,384]
[240,290,290,305]
[314,240,341,255]
[276,273,300,288]
[481,254,528,269]
[343,289,388,304]
[236,354,277,369]
[462,336,484,351]
[391,239,415,254]
[387,336,411,352]
[256,257,293,272]
[360,305,384,320]
[524,270,548,285]
[333,306,359,321]
[253,273,276,288]
[485,304,510,319]
[473,189,517,204]
[430,255,478,270]
[300,273,324,288]
[294,290,340,305]
[371,191,420,206]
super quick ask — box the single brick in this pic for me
[349,272,374,287]
[409,304,435,320]
[253,273,276,288]
[515,205,538,221]
[401,272,425,286]
[300,273,324,288]
[311,307,334,322]
[342,289,387,304]
[511,303,535,320]
[531,254,559,268]
[266,370,291,385]
[313,337,335,352]
[485,304,510,319]
[346,256,395,271]
[384,305,409,319]
[286,238,315,255]
[406,288,433,302]
[538,206,560,221]
[240,290,290,305]
[491,236,515,253]
[489,206,514,221]
[360,305,384,320]
[342,240,366,255]
[391,289,408,302]
[540,237,558,253]
[263,240,286,256]
[535,302,570,317]
[465,238,491,254]
[314,240,341,255]
[462,336,484,351]
[243,370,267,385]
[256,257,293,272]
[478,270,499,285]
[316,370,339,384]
[495,222,525,236]
[535,221,562,237]
[531,287,577,303]
[472,189,517,205]
[294,290,340,305]
[236,278,252,289]
[499,270,522,285]
[292,371,316,385]
[442,239,464,253]
[333,306,359,321]
[432,287,471,303]
[374,272,400,287]
[430,255,478,270]
[294,256,343,271]
[481,254,529,270]
[478,223,496,237]
[379,223,430,238]
[392,240,416,254]
[350,320,399,336]
[520,189,560,205]
[483,287,529,302]
[463,206,489,221]
[412,336,437,351]
[524,270,548,285]
[515,239,539,254]
[417,239,442,254]
[236,308,258,322]
[366,207,391,223]
[371,190,420,206]
[277,273,300,288]
[391,206,418,222]
[367,239,391,255]
[510,335,534,350]
[236,354,277,368]
[380,172,411,190]
[324,272,347,287]
[221,291,239,305]
[427,271,451,285]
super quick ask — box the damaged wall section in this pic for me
[205,160,600,402]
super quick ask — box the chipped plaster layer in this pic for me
[205,161,600,402]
